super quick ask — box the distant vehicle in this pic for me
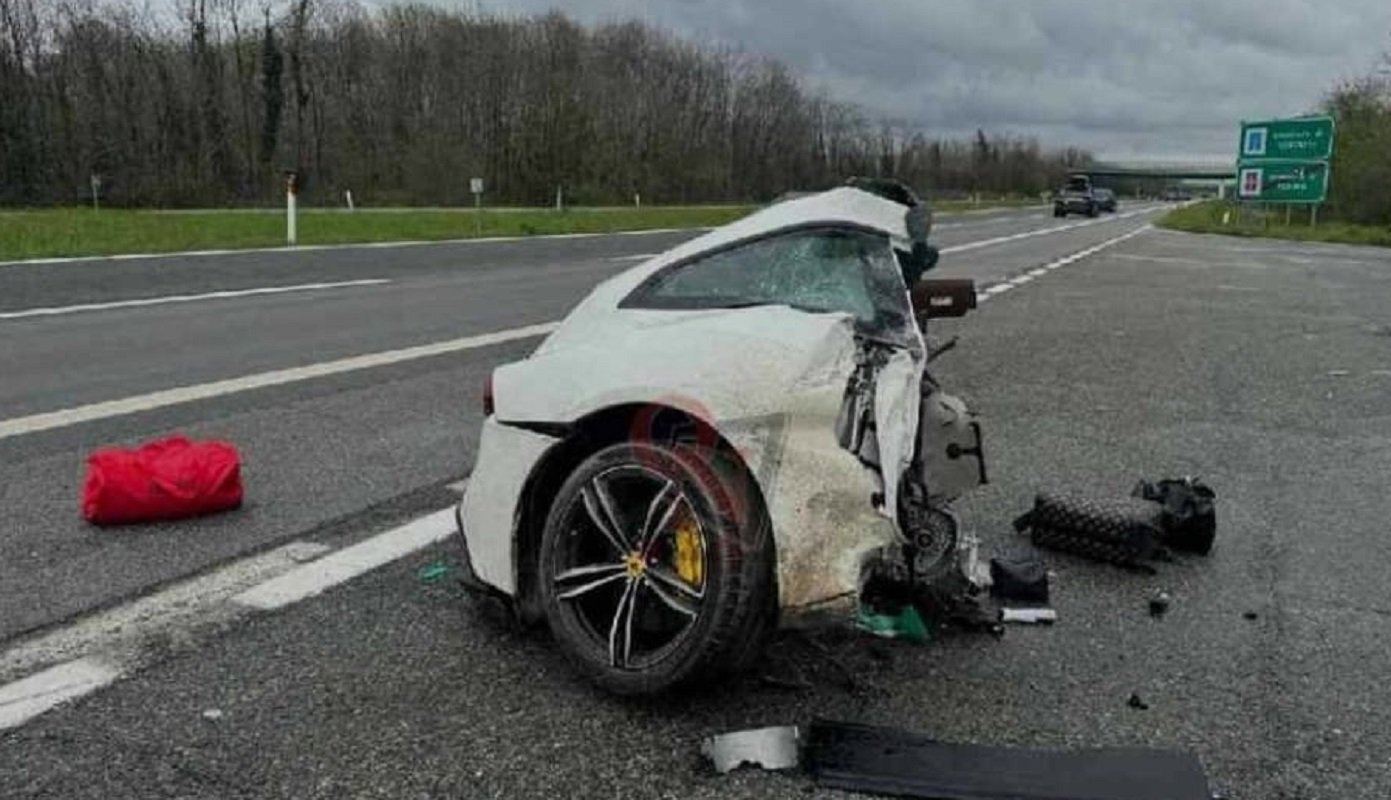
[1094,187,1118,213]
[1053,175,1098,218]
[1162,187,1192,202]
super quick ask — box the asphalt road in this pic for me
[18,203,1388,798]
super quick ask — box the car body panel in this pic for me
[468,307,926,617]
[459,418,561,595]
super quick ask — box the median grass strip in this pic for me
[0,206,755,262]
[1158,200,1391,248]
[0,197,1048,262]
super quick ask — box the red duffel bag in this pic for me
[82,436,243,525]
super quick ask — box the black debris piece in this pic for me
[1128,693,1150,710]
[804,719,1211,800]
[1132,477,1217,554]
[1149,591,1172,617]
[1243,610,1259,621]
[989,548,1050,605]
[1014,492,1166,570]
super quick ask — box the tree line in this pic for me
[0,0,1093,208]
[1323,66,1391,225]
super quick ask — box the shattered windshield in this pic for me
[624,228,914,340]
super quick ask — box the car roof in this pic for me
[581,186,911,303]
[535,186,916,353]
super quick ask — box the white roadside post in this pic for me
[285,171,299,246]
[470,176,484,236]
[345,189,355,211]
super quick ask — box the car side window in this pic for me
[623,228,911,333]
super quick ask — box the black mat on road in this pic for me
[805,720,1212,800]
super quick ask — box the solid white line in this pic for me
[0,657,121,730]
[0,322,558,440]
[233,508,456,610]
[1027,268,1048,278]
[1009,274,1035,286]
[0,279,390,321]
[608,253,660,262]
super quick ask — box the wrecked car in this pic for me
[454,179,987,694]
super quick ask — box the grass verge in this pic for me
[0,206,755,262]
[0,196,1046,262]
[1158,200,1391,248]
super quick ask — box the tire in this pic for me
[1086,204,1098,218]
[538,440,774,695]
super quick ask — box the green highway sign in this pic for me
[1236,159,1329,203]
[1239,116,1335,161]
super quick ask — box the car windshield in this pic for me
[625,228,914,341]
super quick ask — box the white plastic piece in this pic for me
[1001,607,1057,624]
[701,726,801,774]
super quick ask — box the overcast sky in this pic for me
[392,1,1389,160]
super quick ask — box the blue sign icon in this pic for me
[1243,127,1267,156]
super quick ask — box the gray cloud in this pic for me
[388,0,1390,158]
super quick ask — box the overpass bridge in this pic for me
[1079,160,1236,181]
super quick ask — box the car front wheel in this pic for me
[538,441,774,695]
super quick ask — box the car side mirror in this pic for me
[911,278,977,320]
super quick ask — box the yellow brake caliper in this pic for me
[672,515,704,587]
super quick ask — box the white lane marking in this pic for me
[233,508,456,610]
[0,279,390,321]
[0,228,709,269]
[939,207,1155,255]
[0,657,120,730]
[970,224,1153,305]
[608,253,660,262]
[0,542,330,683]
[0,322,558,440]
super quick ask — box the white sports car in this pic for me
[455,179,987,694]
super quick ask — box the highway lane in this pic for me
[0,203,1163,641]
[0,203,1054,312]
[3,226,1389,799]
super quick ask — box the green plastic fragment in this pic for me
[855,605,930,643]
[418,561,450,584]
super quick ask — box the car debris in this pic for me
[1013,492,1167,571]
[855,605,930,642]
[803,719,1214,799]
[989,548,1050,605]
[1131,477,1217,554]
[700,726,801,774]
[1127,692,1150,711]
[1149,590,1172,617]
[1000,607,1057,625]
[417,561,450,584]
[454,179,997,694]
